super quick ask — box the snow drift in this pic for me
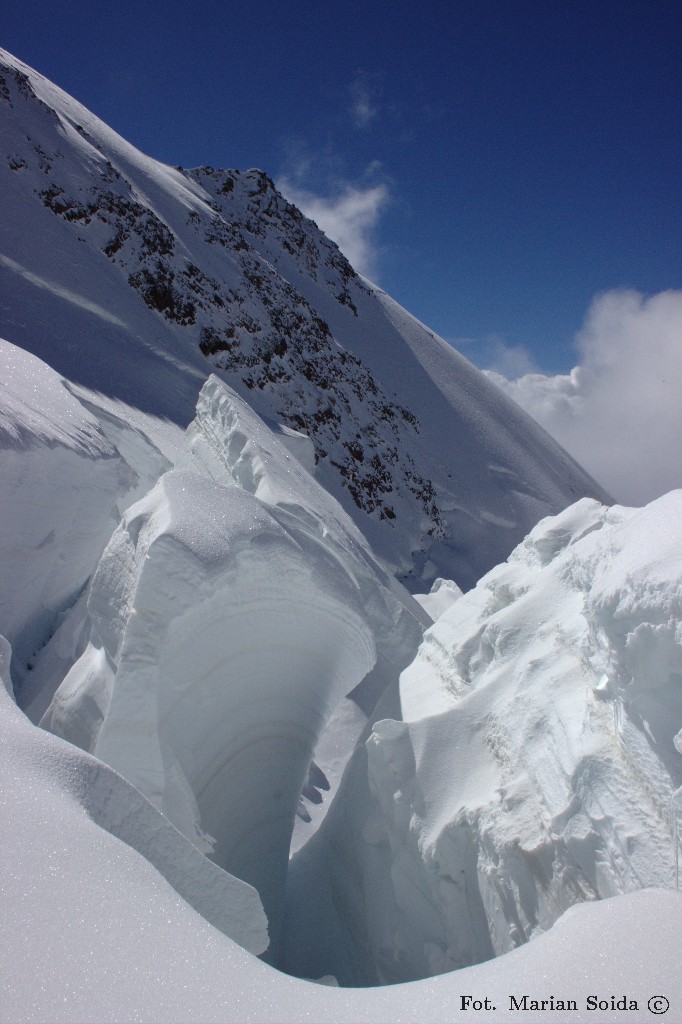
[3,614,681,1023]
[0,340,172,716]
[2,332,681,1022]
[0,633,268,957]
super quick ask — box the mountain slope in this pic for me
[0,48,609,590]
[1,48,681,1013]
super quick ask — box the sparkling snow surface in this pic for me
[3,637,682,1023]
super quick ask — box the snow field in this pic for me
[3,631,682,1022]
[1,344,681,1019]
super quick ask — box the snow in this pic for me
[373,494,682,976]
[0,338,113,454]
[42,376,426,958]
[0,637,268,963]
[0,341,121,694]
[1,46,682,1024]
[2,326,682,1024]
[280,494,682,987]
[0,339,176,714]
[413,577,463,620]
[3,629,682,1021]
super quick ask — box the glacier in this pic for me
[3,626,680,1023]
[0,341,174,720]
[2,334,681,1019]
[1,45,681,1024]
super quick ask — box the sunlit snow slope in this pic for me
[0,48,609,590]
[5,331,680,996]
[1,332,681,1017]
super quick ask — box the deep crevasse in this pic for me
[8,343,681,983]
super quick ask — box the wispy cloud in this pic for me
[484,289,682,505]
[348,69,380,129]
[274,68,390,275]
[277,176,389,278]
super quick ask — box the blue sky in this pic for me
[3,0,681,374]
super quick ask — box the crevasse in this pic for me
[13,358,682,986]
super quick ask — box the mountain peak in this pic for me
[0,48,609,589]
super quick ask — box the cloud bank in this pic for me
[277,178,389,278]
[485,289,682,506]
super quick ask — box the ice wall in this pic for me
[284,494,682,983]
[0,631,268,957]
[43,378,426,957]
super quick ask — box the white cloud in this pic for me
[277,178,389,278]
[485,289,682,505]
